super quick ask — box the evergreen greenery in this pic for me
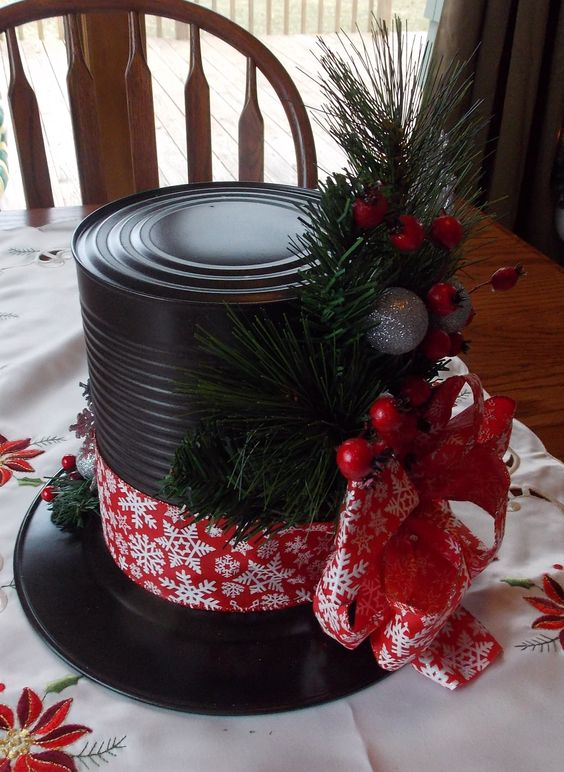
[163,19,487,540]
[49,474,99,531]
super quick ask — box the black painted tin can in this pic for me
[72,182,319,495]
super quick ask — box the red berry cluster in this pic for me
[420,282,474,360]
[352,190,464,254]
[336,377,433,480]
[40,454,82,502]
[415,262,524,366]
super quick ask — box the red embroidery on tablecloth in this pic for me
[97,452,335,612]
[0,686,91,771]
[0,435,44,488]
[0,676,127,770]
[515,572,564,653]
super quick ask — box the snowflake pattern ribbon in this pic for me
[313,374,515,689]
[97,452,336,611]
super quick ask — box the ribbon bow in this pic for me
[313,374,515,689]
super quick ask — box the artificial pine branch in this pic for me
[164,18,487,538]
[49,475,99,531]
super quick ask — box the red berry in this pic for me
[40,485,57,502]
[61,454,76,471]
[430,215,463,249]
[352,190,388,229]
[490,264,524,291]
[420,328,451,360]
[68,471,83,481]
[389,215,425,252]
[448,331,465,356]
[371,436,390,455]
[399,376,432,407]
[336,437,374,480]
[369,395,403,434]
[426,282,459,316]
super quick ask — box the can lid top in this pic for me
[72,182,319,303]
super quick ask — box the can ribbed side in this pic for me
[81,305,198,494]
[72,183,316,496]
[78,269,294,496]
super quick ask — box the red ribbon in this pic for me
[313,374,516,689]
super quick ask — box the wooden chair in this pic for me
[0,0,318,209]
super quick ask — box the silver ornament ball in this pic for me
[76,443,97,481]
[367,287,429,355]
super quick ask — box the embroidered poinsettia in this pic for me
[524,574,564,647]
[0,436,44,487]
[0,687,91,770]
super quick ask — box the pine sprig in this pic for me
[49,475,99,531]
[164,19,486,537]
[73,736,127,768]
[164,192,421,538]
[315,19,487,243]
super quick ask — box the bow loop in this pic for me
[313,459,418,648]
[314,374,515,687]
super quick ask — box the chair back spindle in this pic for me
[65,13,107,203]
[125,11,159,192]
[0,0,318,207]
[6,27,54,208]
[238,59,264,183]
[186,24,212,183]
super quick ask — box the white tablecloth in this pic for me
[1,219,563,771]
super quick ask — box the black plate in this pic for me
[14,493,390,715]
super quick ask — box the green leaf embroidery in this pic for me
[500,577,537,589]
[74,736,127,768]
[515,634,560,653]
[8,247,37,255]
[16,477,44,487]
[44,674,83,695]
[32,435,66,447]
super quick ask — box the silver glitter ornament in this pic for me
[76,442,97,481]
[366,287,429,355]
[434,281,473,333]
